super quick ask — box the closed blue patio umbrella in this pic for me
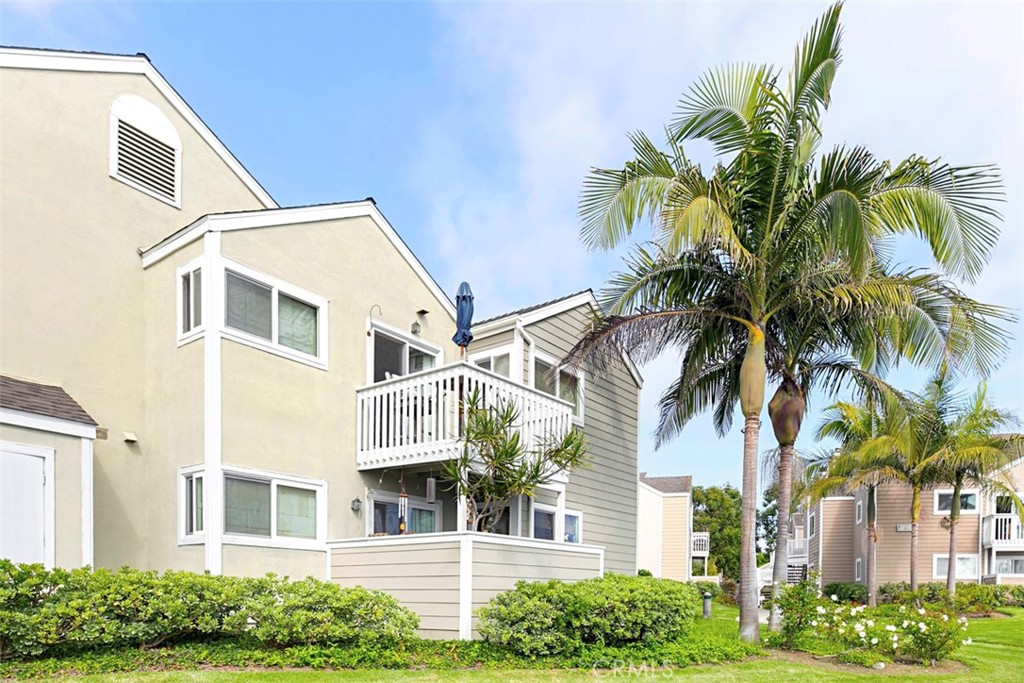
[452,282,474,357]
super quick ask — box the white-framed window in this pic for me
[855,500,863,524]
[178,465,326,549]
[934,490,979,515]
[564,509,583,543]
[368,321,441,383]
[855,557,863,581]
[531,502,557,541]
[994,557,1024,575]
[472,350,512,378]
[933,554,979,579]
[177,260,203,341]
[370,491,442,535]
[109,94,181,207]
[532,353,584,423]
[222,261,328,368]
[808,511,817,538]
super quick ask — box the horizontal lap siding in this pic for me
[526,306,639,575]
[471,540,602,632]
[821,500,855,585]
[661,496,691,581]
[331,542,461,639]
[873,483,982,584]
[470,329,514,355]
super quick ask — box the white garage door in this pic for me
[0,444,50,565]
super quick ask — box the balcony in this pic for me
[356,361,574,472]
[788,537,809,562]
[692,531,710,557]
[984,514,1024,549]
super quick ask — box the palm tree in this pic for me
[926,384,1021,593]
[568,3,1005,641]
[813,398,889,606]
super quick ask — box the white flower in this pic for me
[902,620,910,628]
[918,622,927,632]
[811,620,818,627]
[941,614,949,622]
[899,605,906,613]
[918,608,926,615]
[831,594,838,602]
[871,638,879,645]
[816,605,827,614]
[866,619,875,627]
[893,643,899,650]
[963,637,973,645]
[885,625,897,632]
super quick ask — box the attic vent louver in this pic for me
[116,120,176,202]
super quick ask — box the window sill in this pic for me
[177,329,205,348]
[222,533,326,552]
[178,534,205,546]
[222,328,327,371]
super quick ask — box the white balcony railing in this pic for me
[788,537,809,561]
[692,531,710,557]
[356,362,574,471]
[984,514,1024,548]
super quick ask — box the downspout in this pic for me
[516,320,535,387]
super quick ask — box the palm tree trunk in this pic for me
[768,443,794,631]
[946,475,963,594]
[866,484,877,607]
[740,413,762,643]
[910,484,921,592]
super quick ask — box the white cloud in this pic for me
[416,2,1024,484]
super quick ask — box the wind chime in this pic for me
[398,471,409,534]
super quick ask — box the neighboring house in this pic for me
[636,473,711,582]
[795,454,1024,588]
[0,47,643,639]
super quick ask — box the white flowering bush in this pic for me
[774,580,970,662]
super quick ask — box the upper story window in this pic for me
[808,511,817,538]
[223,265,326,363]
[533,355,583,422]
[369,324,440,383]
[179,265,202,336]
[855,500,863,524]
[110,94,181,207]
[934,490,978,515]
[474,352,511,378]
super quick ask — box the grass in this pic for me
[11,606,1024,682]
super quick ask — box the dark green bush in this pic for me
[877,581,1002,613]
[245,578,418,647]
[823,582,868,604]
[690,580,722,598]
[478,574,701,656]
[0,561,417,661]
[636,568,653,577]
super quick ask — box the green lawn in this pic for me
[21,607,1024,682]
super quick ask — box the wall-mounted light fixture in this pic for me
[350,497,362,512]
[410,321,422,335]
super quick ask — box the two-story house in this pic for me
[0,47,643,639]
[795,452,1024,589]
[636,473,712,582]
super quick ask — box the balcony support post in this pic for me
[457,494,469,532]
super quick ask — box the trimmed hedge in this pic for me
[877,581,1024,613]
[477,573,702,656]
[0,561,417,661]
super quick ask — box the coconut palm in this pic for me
[568,3,1005,641]
[926,383,1021,593]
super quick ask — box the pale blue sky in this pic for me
[3,1,1021,491]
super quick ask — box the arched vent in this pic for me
[110,94,181,206]
[116,120,176,201]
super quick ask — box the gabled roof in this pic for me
[474,289,593,327]
[140,200,456,319]
[0,46,276,208]
[639,473,693,494]
[0,375,97,426]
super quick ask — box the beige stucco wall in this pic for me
[661,494,692,581]
[0,425,85,568]
[636,483,664,576]
[0,65,268,571]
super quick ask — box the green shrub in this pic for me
[996,584,1024,607]
[823,582,867,604]
[877,581,1000,613]
[837,649,891,667]
[769,577,821,647]
[478,574,701,656]
[245,578,418,648]
[636,568,653,577]
[690,580,722,598]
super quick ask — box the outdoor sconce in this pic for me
[410,321,422,335]
[351,497,362,512]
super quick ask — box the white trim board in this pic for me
[0,48,276,208]
[0,408,96,439]
[139,201,456,320]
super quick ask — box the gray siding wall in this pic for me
[468,329,514,355]
[471,539,602,632]
[525,304,640,574]
[330,541,461,639]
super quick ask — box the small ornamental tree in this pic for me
[441,390,586,532]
